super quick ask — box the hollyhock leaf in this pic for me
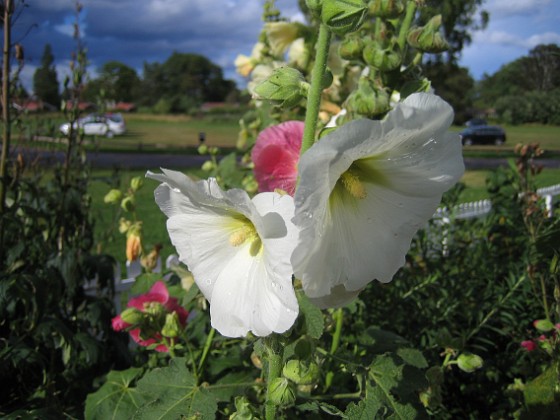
[147,169,299,337]
[85,368,146,420]
[292,93,464,308]
[135,358,217,419]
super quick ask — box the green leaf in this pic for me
[85,368,146,420]
[524,364,560,407]
[358,326,410,354]
[367,355,428,419]
[345,386,382,419]
[209,371,257,402]
[134,358,217,419]
[297,291,325,339]
[397,348,428,369]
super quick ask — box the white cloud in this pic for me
[475,29,560,49]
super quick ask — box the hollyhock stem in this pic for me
[264,334,284,420]
[300,23,331,156]
[197,327,216,373]
[324,307,343,392]
[398,1,417,50]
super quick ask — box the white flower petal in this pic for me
[148,169,298,337]
[293,93,464,307]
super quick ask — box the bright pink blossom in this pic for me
[112,280,188,352]
[251,121,303,196]
[520,340,537,351]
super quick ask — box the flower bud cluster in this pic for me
[112,281,189,353]
[520,319,560,357]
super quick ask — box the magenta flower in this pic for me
[112,280,188,352]
[520,340,537,352]
[252,121,303,196]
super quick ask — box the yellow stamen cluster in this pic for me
[341,170,367,199]
[228,221,263,257]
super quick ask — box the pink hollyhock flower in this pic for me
[112,280,188,352]
[252,121,303,196]
[520,340,537,351]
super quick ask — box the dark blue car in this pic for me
[460,119,506,146]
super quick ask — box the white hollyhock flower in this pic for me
[292,93,464,308]
[147,169,298,337]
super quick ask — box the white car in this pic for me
[60,113,126,138]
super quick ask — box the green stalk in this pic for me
[324,308,343,391]
[0,0,13,260]
[300,23,332,156]
[197,327,216,374]
[264,334,284,420]
[397,1,417,51]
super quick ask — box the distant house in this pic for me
[64,100,97,112]
[112,102,137,112]
[12,97,57,112]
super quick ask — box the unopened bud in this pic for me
[120,307,143,325]
[456,353,483,373]
[119,217,131,234]
[368,0,405,19]
[126,233,141,262]
[201,160,215,172]
[104,189,123,204]
[363,40,402,72]
[121,195,135,212]
[198,144,208,155]
[339,35,364,60]
[321,0,368,36]
[407,15,449,53]
[534,319,555,332]
[268,378,297,407]
[161,312,182,338]
[130,176,143,192]
[283,360,320,385]
[254,67,309,109]
[345,77,390,117]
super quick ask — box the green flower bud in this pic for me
[130,176,143,192]
[103,189,123,204]
[120,195,135,212]
[120,307,143,325]
[456,353,483,373]
[321,0,368,36]
[363,40,402,72]
[339,35,364,60]
[407,15,449,53]
[283,360,320,385]
[118,217,131,234]
[201,160,215,172]
[254,67,309,109]
[161,312,182,338]
[345,77,390,117]
[534,319,555,332]
[209,146,220,155]
[268,378,297,407]
[197,144,208,155]
[368,0,405,19]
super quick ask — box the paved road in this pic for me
[8,147,560,170]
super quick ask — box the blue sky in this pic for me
[8,0,560,94]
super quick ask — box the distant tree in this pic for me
[475,44,560,111]
[424,61,475,124]
[140,52,238,113]
[520,44,560,91]
[84,61,141,103]
[33,44,60,107]
[418,0,488,63]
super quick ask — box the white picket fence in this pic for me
[86,184,560,309]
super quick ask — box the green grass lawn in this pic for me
[15,112,560,153]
